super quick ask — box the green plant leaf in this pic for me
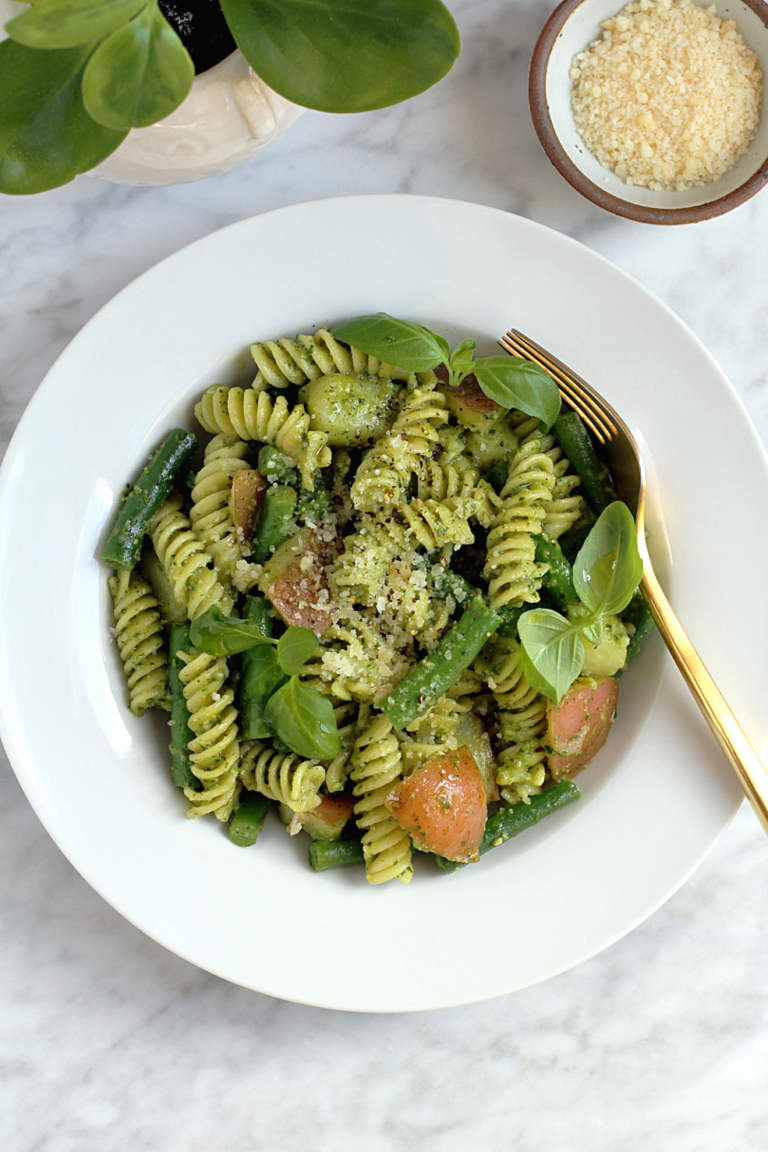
[0,40,126,194]
[218,0,460,113]
[276,626,318,675]
[5,0,147,50]
[189,605,276,657]
[264,676,341,760]
[518,608,585,703]
[81,2,193,129]
[572,501,643,617]
[472,357,561,430]
[331,313,447,372]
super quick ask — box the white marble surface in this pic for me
[3,0,768,1147]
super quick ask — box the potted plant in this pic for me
[0,0,460,193]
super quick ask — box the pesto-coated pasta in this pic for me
[189,434,250,584]
[251,328,417,390]
[108,569,169,716]
[350,714,413,885]
[195,386,331,490]
[240,741,325,812]
[178,648,240,820]
[483,437,556,608]
[149,495,234,620]
[104,318,634,882]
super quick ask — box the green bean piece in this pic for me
[534,535,577,612]
[618,588,655,673]
[558,523,593,564]
[251,484,298,563]
[553,412,615,515]
[238,596,286,739]
[229,793,271,847]
[381,597,502,730]
[101,429,198,569]
[258,445,300,486]
[308,838,365,872]
[167,625,197,791]
[435,781,581,872]
[428,565,477,607]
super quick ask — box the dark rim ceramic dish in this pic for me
[529,0,768,224]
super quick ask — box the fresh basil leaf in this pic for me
[578,616,604,646]
[238,646,287,740]
[0,40,126,194]
[82,2,193,129]
[426,328,451,363]
[518,609,585,703]
[6,0,147,50]
[449,338,476,382]
[473,357,561,430]
[218,0,460,113]
[331,313,446,373]
[189,605,276,657]
[573,502,643,617]
[276,626,319,676]
[264,676,342,760]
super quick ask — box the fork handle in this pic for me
[640,564,768,833]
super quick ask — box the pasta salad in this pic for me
[102,315,651,883]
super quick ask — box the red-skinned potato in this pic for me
[287,794,355,839]
[231,469,268,552]
[385,746,487,863]
[452,374,502,416]
[547,677,620,781]
[435,365,503,430]
[261,528,338,636]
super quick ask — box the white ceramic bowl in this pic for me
[1,197,765,1010]
[530,0,768,223]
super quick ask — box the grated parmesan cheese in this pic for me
[570,0,763,190]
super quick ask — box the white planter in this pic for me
[92,51,305,186]
[0,0,305,187]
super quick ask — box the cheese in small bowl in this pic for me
[570,0,762,191]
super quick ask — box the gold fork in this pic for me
[500,328,768,834]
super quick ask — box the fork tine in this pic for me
[499,330,618,445]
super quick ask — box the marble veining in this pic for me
[2,0,768,1147]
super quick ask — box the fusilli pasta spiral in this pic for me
[251,328,416,390]
[515,416,584,541]
[417,446,504,527]
[240,741,325,812]
[350,714,413,885]
[189,434,250,584]
[350,378,447,512]
[323,701,360,793]
[482,438,556,608]
[195,386,331,490]
[179,649,240,820]
[108,569,169,716]
[477,637,548,804]
[148,495,234,621]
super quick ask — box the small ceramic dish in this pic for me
[529,0,768,223]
